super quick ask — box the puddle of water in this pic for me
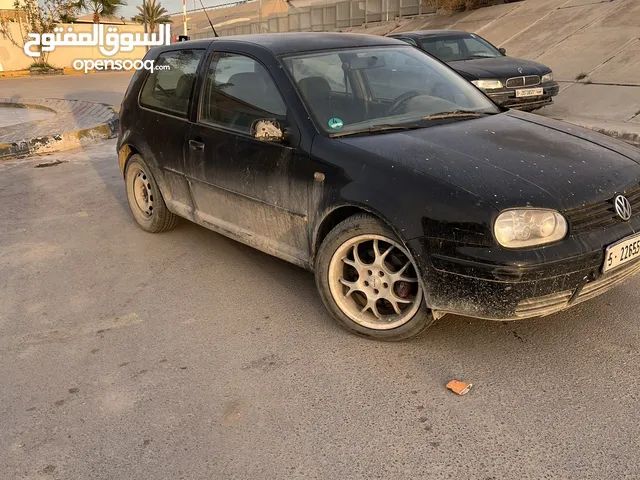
[0,106,55,128]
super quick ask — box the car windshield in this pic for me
[420,34,503,62]
[282,45,499,136]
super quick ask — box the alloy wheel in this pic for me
[328,234,423,330]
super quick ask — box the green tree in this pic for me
[75,0,126,24]
[0,0,78,67]
[135,0,172,34]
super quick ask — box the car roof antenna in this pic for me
[198,0,219,37]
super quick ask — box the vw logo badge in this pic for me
[517,67,523,74]
[614,195,632,221]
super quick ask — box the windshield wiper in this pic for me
[461,54,497,60]
[330,124,422,137]
[423,110,485,120]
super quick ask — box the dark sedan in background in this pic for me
[388,30,559,111]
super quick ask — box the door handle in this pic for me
[189,139,205,151]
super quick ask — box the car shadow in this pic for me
[173,211,635,368]
[63,91,130,214]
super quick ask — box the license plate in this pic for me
[515,87,543,97]
[603,233,640,273]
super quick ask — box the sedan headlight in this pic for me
[471,79,503,89]
[494,209,567,248]
[541,72,553,82]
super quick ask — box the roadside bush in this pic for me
[29,62,55,70]
[424,0,480,13]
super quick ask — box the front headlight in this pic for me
[471,79,503,89]
[541,72,553,82]
[494,209,568,248]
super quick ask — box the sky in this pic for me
[119,0,240,19]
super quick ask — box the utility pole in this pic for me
[258,0,262,33]
[142,0,148,51]
[183,0,188,36]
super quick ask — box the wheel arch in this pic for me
[119,142,170,198]
[312,203,408,264]
[118,143,141,175]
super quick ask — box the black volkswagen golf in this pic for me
[388,30,559,111]
[118,33,640,341]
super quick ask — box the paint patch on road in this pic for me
[221,399,243,426]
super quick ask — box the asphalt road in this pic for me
[1,72,640,478]
[1,137,640,479]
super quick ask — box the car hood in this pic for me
[336,111,640,211]
[448,56,550,80]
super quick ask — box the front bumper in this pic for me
[410,219,640,320]
[426,255,640,320]
[484,81,560,110]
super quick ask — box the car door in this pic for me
[137,48,205,217]
[185,51,312,266]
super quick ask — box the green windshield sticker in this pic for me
[328,118,344,130]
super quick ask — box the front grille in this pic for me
[565,184,640,234]
[515,290,573,318]
[576,260,640,304]
[505,75,540,88]
[515,258,640,318]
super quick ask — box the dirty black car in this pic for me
[388,30,559,111]
[118,33,640,341]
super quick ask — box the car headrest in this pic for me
[227,72,267,96]
[438,46,454,59]
[297,76,331,100]
[175,73,195,99]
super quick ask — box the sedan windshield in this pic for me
[282,45,499,136]
[420,33,503,62]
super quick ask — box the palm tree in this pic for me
[135,0,172,34]
[75,0,126,24]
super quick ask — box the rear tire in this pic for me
[315,214,434,341]
[124,154,177,233]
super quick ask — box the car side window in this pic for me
[200,53,287,134]
[139,49,204,117]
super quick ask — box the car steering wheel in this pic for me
[387,91,423,116]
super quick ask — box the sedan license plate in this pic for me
[515,87,543,97]
[603,233,640,273]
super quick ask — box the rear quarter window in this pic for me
[139,49,205,117]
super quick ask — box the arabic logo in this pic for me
[614,195,632,221]
[328,118,343,130]
[23,24,171,58]
[517,67,523,74]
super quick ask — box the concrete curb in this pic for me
[555,116,640,149]
[0,100,119,159]
[588,127,640,149]
[0,70,31,79]
[0,69,124,78]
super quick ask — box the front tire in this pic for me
[315,214,434,341]
[124,154,177,233]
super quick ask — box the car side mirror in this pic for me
[498,47,506,55]
[251,119,285,142]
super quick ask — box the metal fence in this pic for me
[189,0,439,38]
